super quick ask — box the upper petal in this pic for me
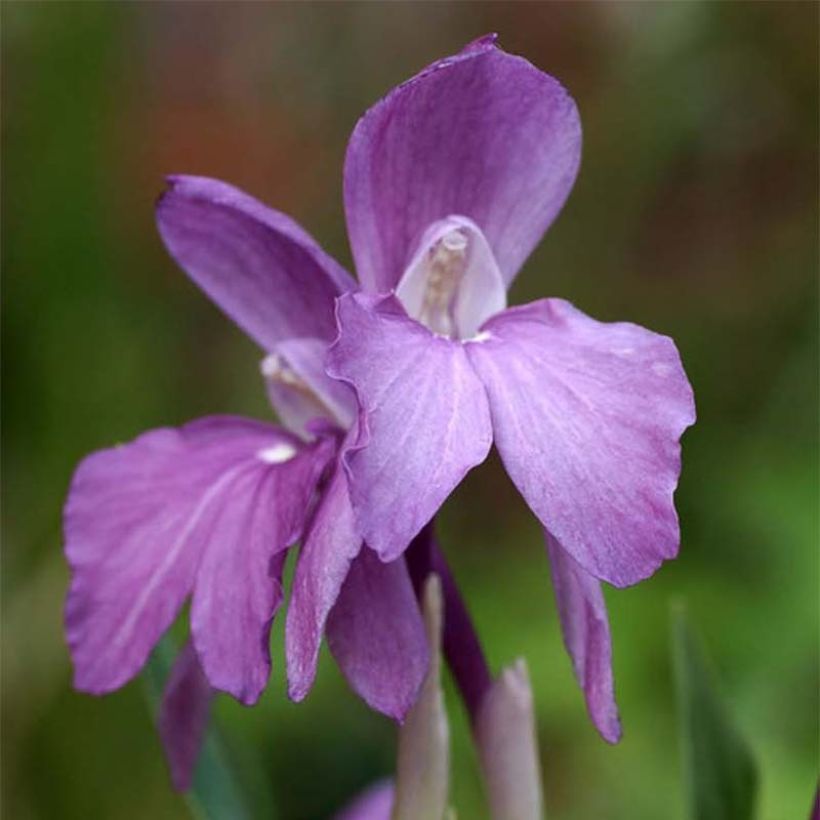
[156,175,354,349]
[466,299,696,587]
[344,36,581,291]
[326,547,428,721]
[546,533,621,743]
[64,416,331,695]
[327,293,493,561]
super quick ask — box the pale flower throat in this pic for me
[261,352,336,435]
[395,216,507,340]
[417,228,469,337]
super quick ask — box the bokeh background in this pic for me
[3,3,817,819]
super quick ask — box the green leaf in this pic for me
[672,605,758,820]
[142,637,257,820]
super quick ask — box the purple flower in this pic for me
[64,34,695,784]
[324,34,696,741]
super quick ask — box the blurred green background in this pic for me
[2,3,817,818]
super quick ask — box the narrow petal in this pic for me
[334,780,394,820]
[158,642,213,792]
[327,293,493,561]
[466,299,696,587]
[546,533,621,743]
[392,575,449,820]
[285,455,362,702]
[344,36,581,291]
[65,416,332,696]
[157,175,354,349]
[262,336,357,435]
[190,433,333,704]
[326,548,428,721]
[476,659,544,820]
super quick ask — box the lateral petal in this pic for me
[64,416,330,696]
[328,293,493,561]
[466,299,696,587]
[158,641,212,792]
[326,548,428,721]
[344,35,581,291]
[546,534,621,743]
[157,175,354,349]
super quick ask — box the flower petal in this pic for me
[158,641,212,792]
[546,533,621,743]
[285,454,362,703]
[157,175,354,349]
[466,299,696,587]
[326,548,428,721]
[328,293,493,561]
[344,36,581,291]
[65,416,331,696]
[190,434,334,704]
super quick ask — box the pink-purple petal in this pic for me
[466,298,695,588]
[64,416,331,696]
[546,533,621,743]
[285,455,363,703]
[328,293,493,562]
[190,437,333,704]
[157,175,354,349]
[344,38,581,291]
[326,548,428,721]
[158,641,213,792]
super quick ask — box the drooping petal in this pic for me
[190,433,334,704]
[344,35,581,291]
[326,548,428,721]
[392,575,449,820]
[466,299,696,587]
[334,780,394,820]
[328,293,493,561]
[65,416,332,696]
[546,533,621,743]
[156,175,354,349]
[285,455,362,703]
[158,641,213,792]
[476,659,544,820]
[262,336,357,435]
